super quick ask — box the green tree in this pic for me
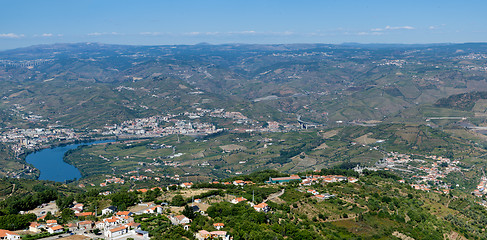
[0,214,36,230]
[61,208,75,222]
[56,195,74,210]
[181,205,196,219]
[110,191,137,210]
[171,195,186,207]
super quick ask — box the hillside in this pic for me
[435,91,487,111]
[2,43,487,128]
[2,170,487,239]
[61,124,487,196]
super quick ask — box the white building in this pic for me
[0,230,20,240]
[102,206,117,216]
[105,226,128,238]
[168,215,191,225]
[47,225,63,234]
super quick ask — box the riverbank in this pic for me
[24,139,116,182]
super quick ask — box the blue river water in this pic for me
[25,140,114,182]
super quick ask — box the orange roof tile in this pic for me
[109,226,127,233]
[50,225,63,231]
[75,212,94,217]
[116,211,130,216]
[254,203,268,208]
[0,230,18,237]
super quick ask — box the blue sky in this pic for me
[1,0,486,50]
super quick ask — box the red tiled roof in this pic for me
[109,226,127,233]
[126,222,141,227]
[75,212,94,217]
[254,203,268,209]
[0,229,19,237]
[233,197,247,202]
[116,211,130,216]
[50,225,63,231]
[175,215,188,221]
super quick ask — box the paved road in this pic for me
[37,233,71,240]
[264,189,285,203]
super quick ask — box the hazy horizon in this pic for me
[2,41,485,52]
[3,0,487,50]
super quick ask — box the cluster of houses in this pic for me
[29,220,66,235]
[1,126,81,153]
[230,197,270,212]
[410,184,431,192]
[175,180,256,189]
[22,173,367,240]
[473,176,487,197]
[376,152,462,193]
[161,192,271,240]
[101,113,223,137]
[306,189,336,200]
[99,106,301,138]
[266,174,358,185]
[28,206,150,239]
[94,173,186,189]
[167,214,232,240]
[104,177,125,185]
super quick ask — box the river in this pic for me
[25,140,114,182]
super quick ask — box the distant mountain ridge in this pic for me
[2,42,487,128]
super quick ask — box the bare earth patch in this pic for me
[392,231,414,240]
[59,235,90,240]
[179,189,219,198]
[315,142,328,150]
[321,129,339,139]
[444,231,468,240]
[219,144,247,151]
[27,201,58,216]
[354,133,379,145]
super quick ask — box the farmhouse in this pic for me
[169,215,191,225]
[47,225,63,234]
[0,230,20,240]
[267,175,301,184]
[231,197,247,204]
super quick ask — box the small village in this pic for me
[0,107,305,179]
[0,107,300,157]
[0,172,363,240]
[375,152,463,193]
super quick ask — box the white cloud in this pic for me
[357,31,383,36]
[183,31,221,36]
[228,30,257,35]
[428,24,445,30]
[140,32,162,36]
[371,26,415,31]
[88,32,120,36]
[33,33,62,37]
[0,33,24,38]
